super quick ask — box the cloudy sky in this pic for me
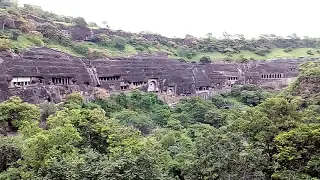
[19,0,319,38]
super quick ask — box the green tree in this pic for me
[0,137,21,173]
[0,38,11,50]
[204,108,227,128]
[0,96,39,134]
[154,129,195,179]
[112,110,155,135]
[177,46,196,59]
[112,35,126,51]
[87,22,98,27]
[1,115,83,179]
[306,49,314,55]
[175,97,215,125]
[185,132,265,180]
[47,104,109,154]
[273,123,320,179]
[234,97,303,178]
[66,92,84,106]
[72,17,88,27]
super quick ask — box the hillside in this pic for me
[2,1,320,61]
[2,1,320,180]
[284,61,320,103]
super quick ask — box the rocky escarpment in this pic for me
[0,47,317,104]
[293,76,320,97]
[287,62,320,102]
[0,48,98,103]
[0,53,10,102]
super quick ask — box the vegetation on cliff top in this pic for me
[1,1,320,61]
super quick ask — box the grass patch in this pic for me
[53,21,73,26]
[11,34,39,49]
[11,35,320,61]
[47,43,83,57]
[190,48,320,61]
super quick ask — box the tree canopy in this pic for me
[0,80,319,180]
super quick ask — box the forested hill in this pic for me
[2,1,320,61]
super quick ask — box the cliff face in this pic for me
[281,62,320,105]
[0,47,316,104]
[0,54,9,102]
[0,47,97,103]
[293,76,320,97]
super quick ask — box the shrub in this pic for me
[316,50,320,54]
[72,17,87,27]
[0,31,10,39]
[283,47,293,53]
[307,49,314,55]
[135,45,145,51]
[229,85,268,106]
[37,23,59,39]
[88,22,98,27]
[200,56,211,63]
[66,92,84,106]
[168,41,177,48]
[42,37,50,44]
[177,46,196,59]
[28,31,43,37]
[0,38,11,51]
[238,55,248,63]
[225,55,232,62]
[254,47,271,56]
[72,43,89,56]
[223,48,236,53]
[37,23,71,45]
[8,29,21,40]
[0,30,21,40]
[96,34,111,46]
[53,15,66,23]
[7,7,21,17]
[26,34,44,46]
[112,36,126,51]
[57,34,72,46]
[63,16,73,24]
[12,46,21,53]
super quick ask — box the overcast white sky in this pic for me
[19,0,320,38]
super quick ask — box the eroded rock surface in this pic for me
[0,47,317,104]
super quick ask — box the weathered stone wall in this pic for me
[8,84,95,104]
[0,55,9,102]
[4,47,94,85]
[291,76,320,98]
[0,47,317,104]
[0,48,97,103]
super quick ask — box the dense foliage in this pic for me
[0,83,319,180]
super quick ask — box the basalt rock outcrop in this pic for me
[0,47,317,104]
[0,48,95,103]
